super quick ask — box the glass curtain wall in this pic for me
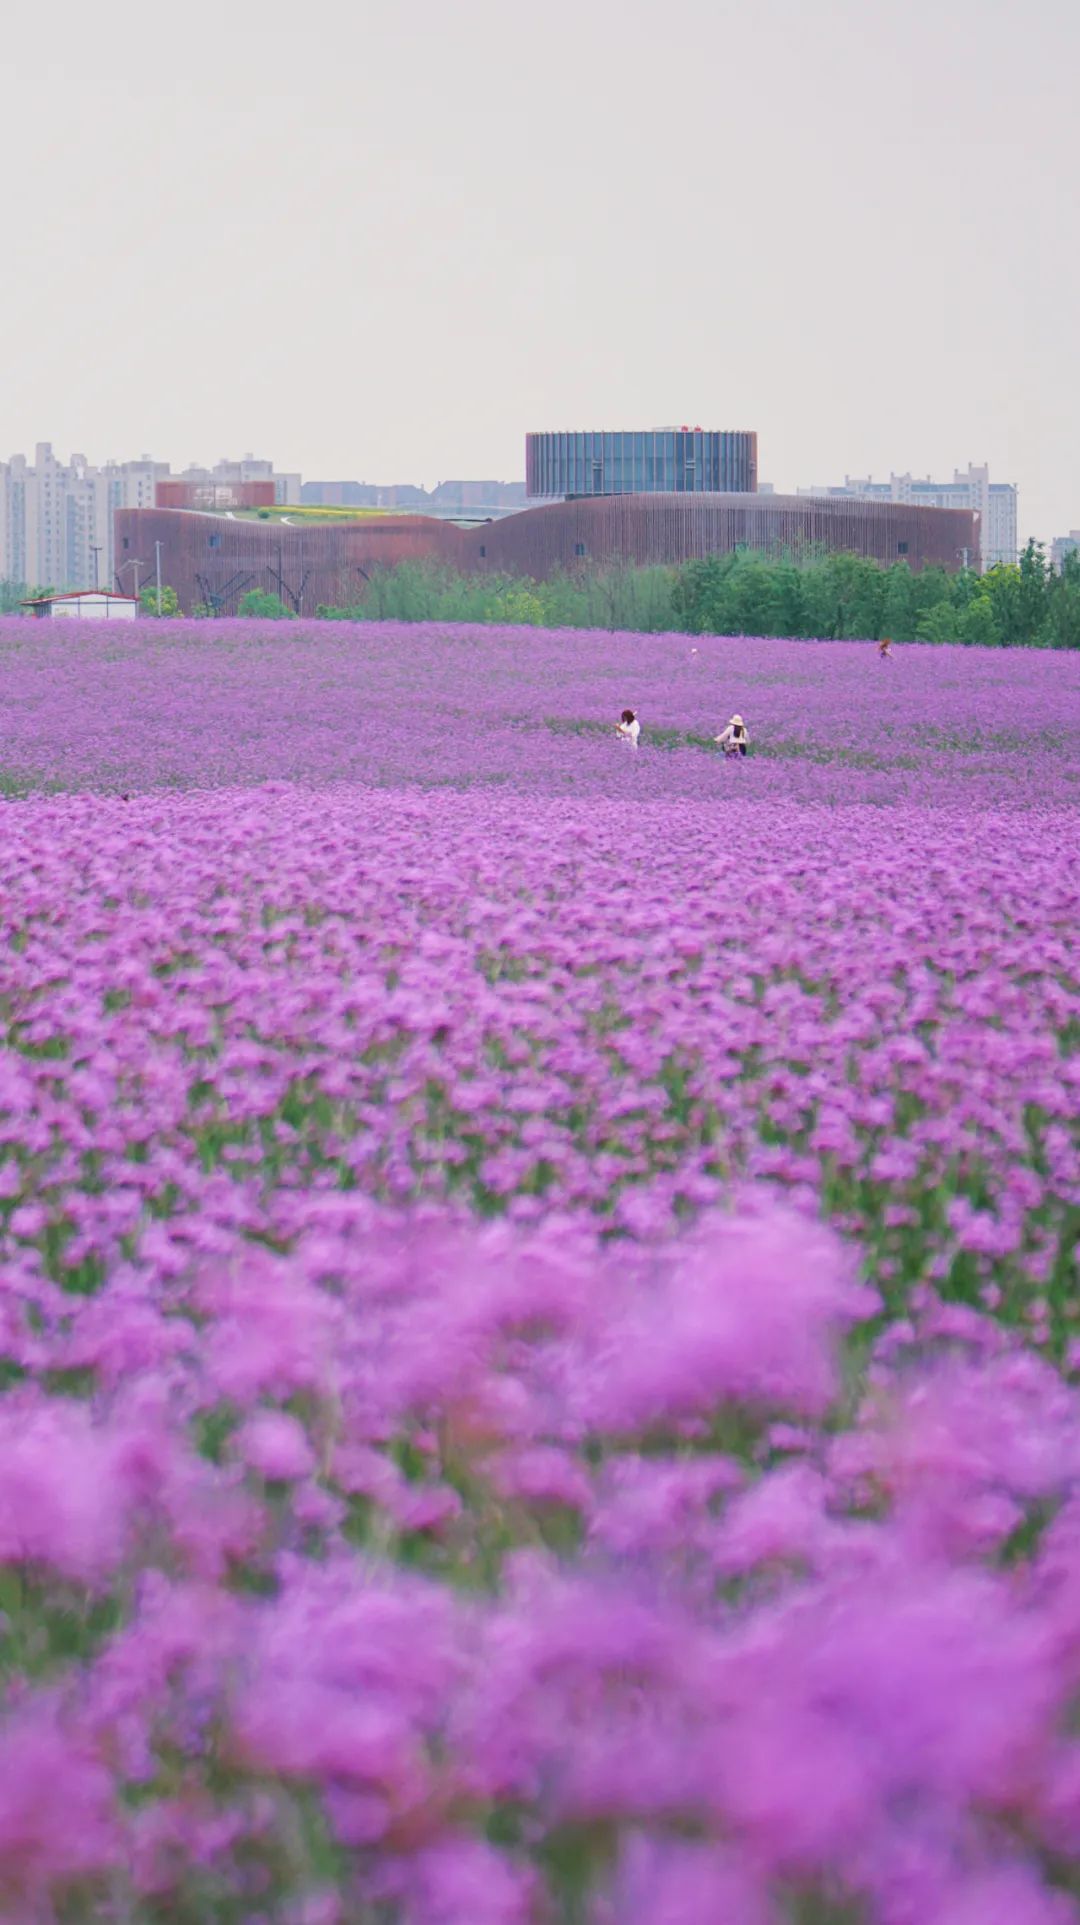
[526,432,755,497]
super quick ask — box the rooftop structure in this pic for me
[176,456,301,507]
[527,429,757,499]
[156,480,278,512]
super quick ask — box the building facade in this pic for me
[117,493,978,616]
[798,464,1016,569]
[483,494,974,578]
[1051,531,1080,570]
[0,445,299,592]
[526,430,758,500]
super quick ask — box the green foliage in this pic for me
[316,562,682,633]
[880,561,916,639]
[1045,549,1080,650]
[0,579,54,612]
[138,584,181,619]
[957,594,999,646]
[309,540,1080,648]
[916,603,959,644]
[978,543,1052,648]
[237,589,294,620]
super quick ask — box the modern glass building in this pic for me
[526,428,757,499]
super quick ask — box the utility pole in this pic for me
[121,557,144,601]
[154,540,163,615]
[89,544,102,589]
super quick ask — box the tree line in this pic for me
[6,541,1079,644]
[307,541,1080,647]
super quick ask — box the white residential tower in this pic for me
[797,464,1017,569]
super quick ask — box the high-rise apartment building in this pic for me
[0,446,299,591]
[0,445,173,592]
[1051,531,1079,570]
[797,464,1017,569]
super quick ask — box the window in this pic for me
[209,533,221,549]
[122,537,129,550]
[478,544,486,558]
[574,542,586,557]
[897,541,909,555]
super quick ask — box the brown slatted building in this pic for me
[480,494,978,577]
[115,494,979,616]
[114,512,469,616]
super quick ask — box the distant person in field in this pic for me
[715,714,749,757]
[616,708,641,747]
[878,637,893,660]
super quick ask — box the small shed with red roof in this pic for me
[20,589,139,620]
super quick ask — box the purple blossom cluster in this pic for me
[1,622,1079,1922]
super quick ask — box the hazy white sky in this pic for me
[3,0,1077,540]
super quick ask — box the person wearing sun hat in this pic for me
[715,713,749,758]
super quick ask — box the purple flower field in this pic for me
[2,617,1078,803]
[1,620,1079,1923]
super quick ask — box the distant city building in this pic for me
[1051,531,1080,570]
[432,479,527,515]
[0,445,300,592]
[526,429,758,499]
[301,479,526,518]
[797,464,1016,569]
[0,445,168,597]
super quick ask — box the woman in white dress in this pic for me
[616,708,641,747]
